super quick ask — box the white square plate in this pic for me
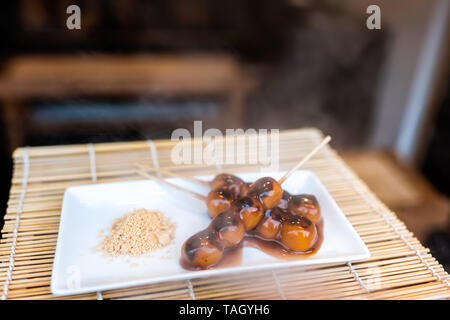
[51,170,369,295]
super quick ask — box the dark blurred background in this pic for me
[0,0,449,268]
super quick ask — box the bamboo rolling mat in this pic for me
[1,128,449,300]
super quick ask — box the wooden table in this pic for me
[343,151,450,242]
[0,54,256,151]
[1,128,449,299]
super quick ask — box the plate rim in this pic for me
[51,170,370,296]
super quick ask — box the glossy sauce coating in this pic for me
[181,209,244,270]
[181,229,223,269]
[182,171,323,270]
[280,215,317,252]
[210,173,248,197]
[277,191,292,210]
[211,209,246,248]
[182,217,323,270]
[247,177,283,210]
[245,218,323,259]
[254,208,283,240]
[233,196,264,231]
[206,188,234,218]
[288,194,321,223]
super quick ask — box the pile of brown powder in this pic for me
[98,208,176,257]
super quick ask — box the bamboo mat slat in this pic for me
[1,128,449,300]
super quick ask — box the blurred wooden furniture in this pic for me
[0,54,256,151]
[343,151,450,242]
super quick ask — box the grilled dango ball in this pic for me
[181,230,223,269]
[255,208,284,240]
[288,194,321,223]
[210,173,248,197]
[247,177,283,210]
[206,188,234,218]
[211,209,246,248]
[280,215,317,252]
[233,196,264,231]
[277,191,292,210]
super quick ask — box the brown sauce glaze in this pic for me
[245,218,324,260]
[211,209,246,248]
[247,177,283,210]
[180,218,324,270]
[289,194,321,224]
[206,188,234,218]
[180,240,243,271]
[210,173,247,197]
[181,188,324,270]
[233,196,264,231]
[277,191,292,210]
[180,209,245,270]
[213,243,244,269]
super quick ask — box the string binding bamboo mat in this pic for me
[1,128,449,300]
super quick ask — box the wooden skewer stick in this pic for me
[135,169,206,201]
[134,162,210,186]
[278,135,331,185]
